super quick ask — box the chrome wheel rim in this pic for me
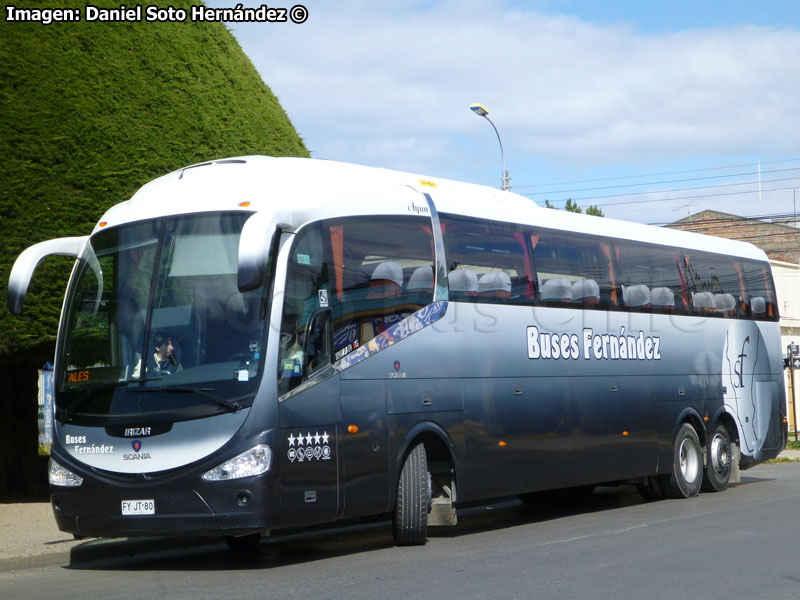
[710,433,731,476]
[679,438,700,483]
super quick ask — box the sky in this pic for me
[207,0,800,225]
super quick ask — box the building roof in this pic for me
[668,209,800,264]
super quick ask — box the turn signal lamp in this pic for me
[238,201,251,207]
[202,444,272,481]
[348,425,359,434]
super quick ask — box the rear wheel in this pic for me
[392,442,430,546]
[660,423,702,498]
[701,423,732,492]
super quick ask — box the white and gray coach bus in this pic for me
[8,156,787,548]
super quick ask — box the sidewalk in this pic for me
[0,502,84,570]
[0,502,221,572]
[3,450,799,571]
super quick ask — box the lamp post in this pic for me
[469,103,509,191]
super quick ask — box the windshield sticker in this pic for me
[318,289,329,307]
[281,358,302,378]
[287,431,333,463]
[297,253,311,265]
[527,326,662,361]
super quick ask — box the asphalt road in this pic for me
[4,463,800,600]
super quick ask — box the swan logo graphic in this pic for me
[132,440,142,452]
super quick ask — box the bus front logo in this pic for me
[132,440,142,452]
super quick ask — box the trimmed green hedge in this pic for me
[0,0,308,358]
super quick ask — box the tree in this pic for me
[585,205,605,217]
[542,198,604,217]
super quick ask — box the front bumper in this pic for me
[51,478,277,538]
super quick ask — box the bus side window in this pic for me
[278,216,435,396]
[741,259,779,321]
[278,222,330,396]
[531,231,614,310]
[330,217,434,350]
[614,242,688,315]
[682,250,756,319]
[439,214,535,306]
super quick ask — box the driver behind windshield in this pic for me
[133,331,183,378]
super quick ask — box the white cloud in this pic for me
[218,0,800,220]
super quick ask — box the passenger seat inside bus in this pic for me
[448,268,478,301]
[691,291,715,313]
[572,279,600,305]
[650,287,675,310]
[407,265,434,294]
[623,284,651,308]
[478,271,512,300]
[540,278,573,303]
[750,296,766,315]
[367,261,404,299]
[714,293,737,314]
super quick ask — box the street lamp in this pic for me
[469,103,510,191]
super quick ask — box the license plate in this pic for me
[121,499,155,515]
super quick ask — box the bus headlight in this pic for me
[202,444,272,481]
[48,459,83,487]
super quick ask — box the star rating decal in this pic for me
[286,430,334,463]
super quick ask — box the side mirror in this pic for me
[238,211,292,292]
[7,236,88,315]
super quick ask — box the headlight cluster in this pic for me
[202,444,272,481]
[48,459,83,487]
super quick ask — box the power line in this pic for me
[514,157,800,190]
[522,166,800,196]
[652,211,800,227]
[522,176,800,206]
[535,181,800,209]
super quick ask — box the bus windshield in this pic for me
[55,212,267,423]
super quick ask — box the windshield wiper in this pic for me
[59,378,162,421]
[126,386,246,411]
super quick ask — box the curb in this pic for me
[0,535,224,573]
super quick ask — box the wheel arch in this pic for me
[711,407,740,447]
[675,407,707,448]
[390,421,460,511]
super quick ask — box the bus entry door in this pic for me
[277,374,341,528]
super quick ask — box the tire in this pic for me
[659,423,703,499]
[392,442,430,546]
[701,423,732,493]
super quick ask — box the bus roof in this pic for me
[94,156,769,262]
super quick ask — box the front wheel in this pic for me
[701,423,732,492]
[392,442,430,546]
[660,423,703,498]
